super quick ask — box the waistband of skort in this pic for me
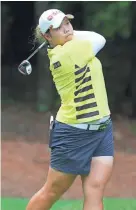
[54,118,112,131]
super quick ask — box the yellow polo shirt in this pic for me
[47,38,110,124]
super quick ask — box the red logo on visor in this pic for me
[47,15,53,21]
[47,10,60,21]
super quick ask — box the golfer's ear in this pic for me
[44,33,51,39]
[42,32,51,42]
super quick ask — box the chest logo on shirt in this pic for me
[53,61,61,69]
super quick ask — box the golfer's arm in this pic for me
[74,30,106,55]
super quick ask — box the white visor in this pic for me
[39,9,74,34]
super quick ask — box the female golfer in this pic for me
[26,9,114,210]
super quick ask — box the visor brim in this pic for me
[52,13,74,29]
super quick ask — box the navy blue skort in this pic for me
[49,120,114,175]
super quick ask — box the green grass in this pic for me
[1,198,136,210]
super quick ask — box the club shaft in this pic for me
[26,42,46,61]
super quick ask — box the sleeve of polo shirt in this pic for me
[74,30,106,56]
[66,39,95,65]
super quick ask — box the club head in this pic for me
[18,60,32,75]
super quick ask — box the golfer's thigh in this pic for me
[81,156,114,193]
[45,167,76,196]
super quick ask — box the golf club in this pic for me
[18,42,46,75]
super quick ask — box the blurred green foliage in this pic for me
[90,2,131,38]
[57,1,131,38]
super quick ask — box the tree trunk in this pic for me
[130,2,136,118]
[34,2,54,112]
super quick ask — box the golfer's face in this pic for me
[50,17,74,46]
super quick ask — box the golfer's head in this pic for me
[38,9,74,47]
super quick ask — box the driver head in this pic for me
[18,60,32,75]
